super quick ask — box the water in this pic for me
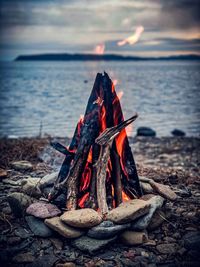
[0,60,199,137]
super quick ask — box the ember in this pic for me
[49,72,142,214]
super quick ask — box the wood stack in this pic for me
[49,72,142,215]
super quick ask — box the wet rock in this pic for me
[120,231,148,245]
[25,216,53,237]
[149,180,177,201]
[7,192,35,217]
[156,243,177,254]
[12,252,35,263]
[11,160,33,171]
[171,129,185,137]
[21,177,42,197]
[7,236,21,245]
[106,199,150,224]
[131,195,164,230]
[39,171,58,189]
[148,210,166,230]
[61,208,102,228]
[0,168,8,179]
[183,231,200,251]
[87,220,130,239]
[71,235,117,254]
[45,216,84,238]
[137,127,156,137]
[26,201,61,219]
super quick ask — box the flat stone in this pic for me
[72,235,117,254]
[25,216,53,237]
[131,195,164,230]
[45,217,84,238]
[149,181,177,201]
[106,199,150,224]
[183,231,200,251]
[87,220,131,239]
[12,252,35,263]
[21,177,42,197]
[120,231,148,245]
[11,160,33,171]
[2,178,21,186]
[0,168,8,179]
[148,210,166,230]
[26,201,61,219]
[61,208,102,228]
[7,192,35,218]
[156,243,177,254]
[39,172,58,189]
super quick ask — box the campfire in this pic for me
[48,72,142,213]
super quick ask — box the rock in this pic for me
[27,255,58,267]
[2,178,21,186]
[61,208,102,228]
[131,195,164,230]
[21,177,42,197]
[10,160,33,171]
[0,168,7,179]
[106,199,150,224]
[71,235,117,254]
[120,231,148,245]
[14,227,33,239]
[26,201,61,219]
[7,236,21,245]
[12,252,35,263]
[140,182,154,194]
[53,193,67,209]
[50,238,63,250]
[156,243,177,254]
[56,263,76,267]
[183,231,200,251]
[171,129,185,137]
[140,194,156,201]
[149,180,177,201]
[45,217,84,238]
[87,220,131,239]
[39,172,58,189]
[148,210,166,230]
[137,127,156,137]
[25,216,53,237]
[7,192,35,217]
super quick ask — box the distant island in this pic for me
[15,53,200,61]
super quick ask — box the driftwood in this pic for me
[95,114,138,215]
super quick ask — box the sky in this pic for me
[0,0,200,60]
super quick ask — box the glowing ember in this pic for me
[122,190,130,202]
[117,26,144,46]
[94,43,105,55]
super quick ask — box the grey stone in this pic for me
[26,201,61,219]
[87,220,130,239]
[12,252,35,263]
[171,129,185,137]
[11,160,33,171]
[137,127,156,137]
[156,243,178,254]
[21,177,42,197]
[72,235,117,254]
[25,216,53,237]
[7,192,35,217]
[39,172,58,189]
[131,195,164,230]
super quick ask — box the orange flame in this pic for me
[122,190,130,202]
[94,43,105,55]
[118,26,144,46]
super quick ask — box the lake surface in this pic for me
[0,60,199,137]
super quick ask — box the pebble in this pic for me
[61,208,102,228]
[25,216,53,237]
[0,168,7,178]
[7,236,21,245]
[45,216,84,238]
[156,243,177,254]
[39,171,58,189]
[120,231,148,245]
[11,160,33,171]
[148,210,166,230]
[149,181,177,201]
[21,177,42,197]
[26,201,61,219]
[12,252,35,263]
[137,127,156,137]
[171,129,185,137]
